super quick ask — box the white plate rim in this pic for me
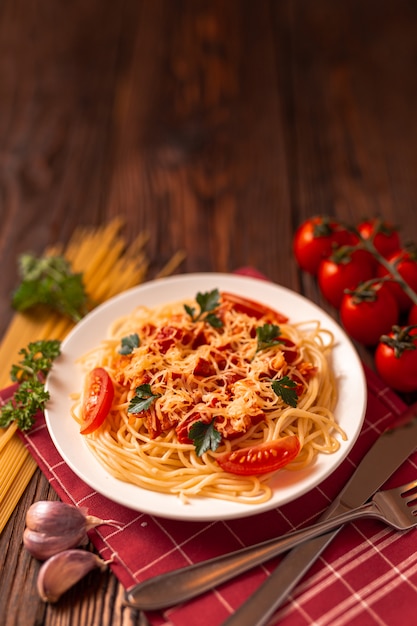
[45,272,367,521]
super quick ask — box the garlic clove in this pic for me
[26,500,121,534]
[37,549,108,603]
[26,501,88,535]
[23,527,88,561]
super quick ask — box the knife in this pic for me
[220,401,417,626]
[125,402,417,618]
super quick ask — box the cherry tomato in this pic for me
[293,216,354,275]
[408,304,417,325]
[357,218,401,258]
[221,292,288,323]
[375,326,417,393]
[317,249,375,308]
[216,436,300,476]
[377,249,417,312]
[340,283,399,346]
[80,367,114,434]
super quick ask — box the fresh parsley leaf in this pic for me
[128,384,161,413]
[0,380,51,431]
[271,376,298,408]
[184,289,223,328]
[10,340,61,382]
[118,333,140,355]
[196,290,221,314]
[184,303,196,319]
[205,312,224,328]
[256,323,284,353]
[0,339,61,430]
[12,253,88,322]
[189,419,222,456]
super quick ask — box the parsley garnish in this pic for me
[12,253,88,322]
[184,289,223,328]
[128,384,161,413]
[0,340,61,430]
[9,340,62,382]
[271,376,298,408]
[189,419,222,456]
[118,333,140,355]
[256,323,285,353]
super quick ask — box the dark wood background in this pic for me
[1,1,417,624]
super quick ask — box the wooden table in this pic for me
[1,1,417,624]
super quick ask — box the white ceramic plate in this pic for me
[45,273,367,521]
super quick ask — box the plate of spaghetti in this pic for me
[45,273,366,521]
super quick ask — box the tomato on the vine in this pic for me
[80,367,114,434]
[375,326,417,393]
[216,436,300,476]
[340,283,399,346]
[317,249,375,309]
[293,216,354,275]
[377,249,417,312]
[408,304,417,326]
[357,218,401,259]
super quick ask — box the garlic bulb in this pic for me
[37,549,108,603]
[24,500,120,560]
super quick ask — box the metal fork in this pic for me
[125,479,417,611]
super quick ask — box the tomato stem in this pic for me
[380,324,417,358]
[357,233,417,306]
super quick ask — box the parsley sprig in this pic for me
[118,333,140,355]
[189,419,222,456]
[184,289,223,328]
[0,340,61,430]
[271,376,298,408]
[9,340,62,382]
[128,384,161,413]
[256,323,285,353]
[12,253,88,322]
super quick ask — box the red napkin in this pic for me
[6,271,417,626]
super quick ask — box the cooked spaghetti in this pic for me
[71,290,345,504]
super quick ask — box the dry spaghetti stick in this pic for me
[0,455,37,535]
[155,250,186,278]
[0,437,29,501]
[0,421,18,453]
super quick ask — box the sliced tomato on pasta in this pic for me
[216,436,300,475]
[221,292,288,323]
[80,367,114,434]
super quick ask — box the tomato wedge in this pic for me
[222,292,288,323]
[80,367,114,434]
[216,436,300,476]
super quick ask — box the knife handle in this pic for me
[221,529,340,626]
[125,501,370,611]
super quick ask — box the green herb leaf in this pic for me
[271,376,298,408]
[196,290,221,314]
[118,333,140,355]
[184,304,196,319]
[184,289,223,328]
[12,253,88,321]
[256,323,284,352]
[128,383,161,414]
[0,340,61,430]
[205,312,224,328]
[189,419,222,456]
[10,340,61,382]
